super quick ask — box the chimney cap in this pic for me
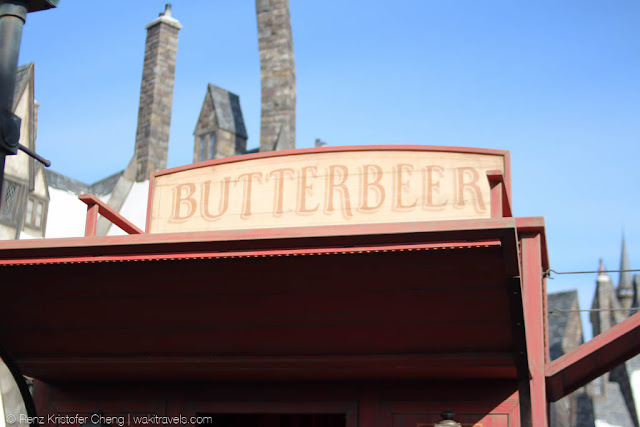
[146,3,182,30]
[160,4,171,17]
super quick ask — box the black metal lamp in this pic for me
[434,410,462,427]
[23,0,59,12]
[0,0,57,209]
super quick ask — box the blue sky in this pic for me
[18,1,640,338]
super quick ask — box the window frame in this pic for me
[23,193,48,233]
[208,133,216,160]
[0,179,27,228]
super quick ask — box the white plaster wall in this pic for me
[0,226,16,240]
[632,370,640,427]
[32,167,47,199]
[19,167,51,238]
[107,181,149,235]
[595,420,623,427]
[44,188,89,238]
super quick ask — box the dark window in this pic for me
[0,179,26,227]
[208,133,216,160]
[200,135,207,161]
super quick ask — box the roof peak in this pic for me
[596,259,613,285]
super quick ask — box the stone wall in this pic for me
[215,130,246,159]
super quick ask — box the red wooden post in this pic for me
[520,231,549,426]
[84,203,99,237]
[358,387,380,427]
[487,170,504,218]
[487,170,513,218]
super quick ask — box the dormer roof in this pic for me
[207,84,248,139]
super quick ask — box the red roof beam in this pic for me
[545,310,640,401]
[79,194,143,236]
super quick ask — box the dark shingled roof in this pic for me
[13,63,33,110]
[548,290,579,361]
[45,169,123,197]
[208,84,248,139]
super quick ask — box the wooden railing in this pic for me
[79,194,143,237]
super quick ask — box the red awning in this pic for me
[0,219,523,382]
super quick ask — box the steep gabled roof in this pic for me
[44,169,123,197]
[208,84,248,139]
[548,290,580,360]
[13,63,33,111]
[591,263,627,336]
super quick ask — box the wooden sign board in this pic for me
[147,146,509,234]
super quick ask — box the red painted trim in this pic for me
[0,218,517,253]
[504,150,512,199]
[382,397,520,414]
[155,145,511,178]
[358,390,379,427]
[0,239,501,266]
[489,171,503,218]
[0,219,518,273]
[487,170,513,218]
[19,353,515,369]
[380,395,520,427]
[78,194,143,235]
[19,354,517,382]
[520,233,548,425]
[515,217,549,272]
[545,310,640,401]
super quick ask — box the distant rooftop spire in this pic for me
[162,4,172,17]
[618,234,633,312]
[599,258,605,275]
[619,235,633,291]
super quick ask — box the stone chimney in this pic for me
[256,0,296,152]
[134,4,182,182]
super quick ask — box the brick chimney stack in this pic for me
[134,4,182,182]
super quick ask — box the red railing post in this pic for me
[486,170,513,218]
[84,203,99,237]
[79,194,144,237]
